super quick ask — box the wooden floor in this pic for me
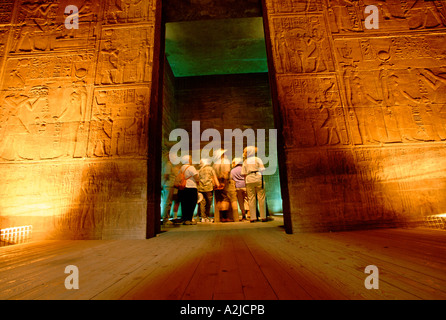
[1,216,445,300]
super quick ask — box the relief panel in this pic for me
[0,52,95,161]
[0,0,15,25]
[265,0,323,14]
[10,0,99,54]
[103,0,156,24]
[96,26,154,85]
[0,27,9,61]
[276,75,350,148]
[341,66,446,144]
[327,0,446,33]
[334,35,446,73]
[268,14,335,74]
[88,86,150,158]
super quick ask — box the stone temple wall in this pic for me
[0,0,160,239]
[263,0,446,232]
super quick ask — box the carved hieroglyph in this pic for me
[270,14,335,74]
[0,0,15,25]
[327,0,446,33]
[103,0,156,24]
[96,27,154,85]
[277,75,349,147]
[0,52,95,161]
[10,0,98,54]
[89,86,150,158]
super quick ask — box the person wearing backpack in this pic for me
[197,158,220,223]
[177,155,199,225]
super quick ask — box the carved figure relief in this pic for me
[0,0,15,24]
[104,0,156,24]
[97,27,153,85]
[266,0,323,14]
[327,0,446,33]
[88,87,150,158]
[0,27,9,66]
[271,15,334,74]
[334,36,446,145]
[277,76,349,148]
[0,53,95,161]
[10,0,98,54]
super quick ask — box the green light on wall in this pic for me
[165,17,268,77]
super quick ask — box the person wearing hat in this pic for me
[178,155,199,225]
[230,157,249,221]
[241,146,267,222]
[197,158,220,223]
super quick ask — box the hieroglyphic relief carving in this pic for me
[0,0,15,25]
[10,0,98,54]
[335,35,446,70]
[270,15,335,74]
[327,0,446,33]
[0,53,95,161]
[405,0,446,30]
[265,0,323,14]
[104,0,156,24]
[277,75,349,148]
[335,37,446,145]
[0,27,9,60]
[97,27,153,85]
[88,87,150,158]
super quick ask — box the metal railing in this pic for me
[425,215,446,230]
[0,225,33,247]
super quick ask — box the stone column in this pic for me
[263,0,446,232]
[0,0,161,240]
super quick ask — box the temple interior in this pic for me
[0,0,445,300]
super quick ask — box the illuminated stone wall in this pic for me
[264,0,446,231]
[0,0,160,239]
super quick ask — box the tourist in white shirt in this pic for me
[241,146,267,222]
[178,155,199,225]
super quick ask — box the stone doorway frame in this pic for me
[147,0,293,238]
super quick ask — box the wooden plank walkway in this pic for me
[0,217,445,300]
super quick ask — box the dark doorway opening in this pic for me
[158,0,287,232]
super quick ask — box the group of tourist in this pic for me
[162,147,268,225]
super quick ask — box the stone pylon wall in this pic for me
[264,0,446,232]
[0,0,160,239]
